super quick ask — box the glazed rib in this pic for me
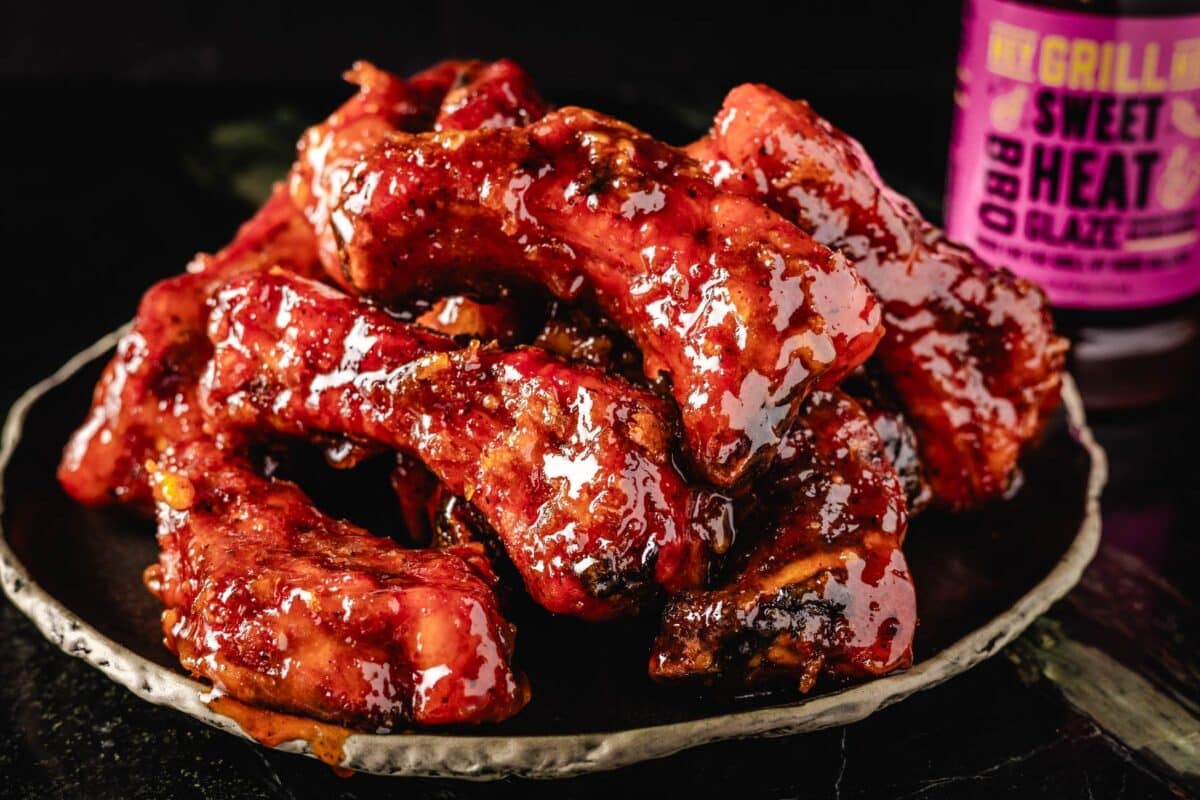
[290,59,482,278]
[690,84,1066,508]
[200,271,733,620]
[391,456,497,550]
[144,440,529,728]
[297,58,547,335]
[401,289,530,549]
[651,390,916,690]
[435,58,548,131]
[413,294,531,345]
[331,107,884,487]
[58,60,491,508]
[841,370,933,513]
[57,56,545,510]
[57,184,321,508]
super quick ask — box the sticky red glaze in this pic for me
[428,60,549,350]
[414,294,528,345]
[144,440,529,728]
[861,400,932,515]
[397,291,527,553]
[59,58,484,509]
[368,60,550,348]
[435,58,549,131]
[57,184,321,508]
[206,696,353,774]
[844,373,933,514]
[332,107,883,487]
[390,455,443,546]
[534,304,646,384]
[200,272,734,620]
[691,84,1067,508]
[390,454,494,550]
[406,59,487,110]
[427,491,493,549]
[651,390,916,690]
[289,60,482,277]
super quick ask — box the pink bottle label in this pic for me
[946,0,1200,308]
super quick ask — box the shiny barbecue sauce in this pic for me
[208,695,354,776]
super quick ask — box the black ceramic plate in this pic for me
[0,329,1105,778]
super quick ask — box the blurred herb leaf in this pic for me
[184,106,303,206]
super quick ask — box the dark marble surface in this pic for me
[1,78,1198,798]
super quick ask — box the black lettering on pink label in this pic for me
[947,0,1200,308]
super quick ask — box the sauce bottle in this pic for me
[946,0,1200,408]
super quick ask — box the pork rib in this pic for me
[291,59,482,279]
[200,271,733,620]
[689,84,1066,508]
[435,58,548,132]
[58,59,493,508]
[330,107,883,487]
[57,184,321,508]
[145,440,529,728]
[651,390,916,690]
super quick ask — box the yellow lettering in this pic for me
[1115,42,1140,92]
[1068,38,1098,89]
[989,22,1037,81]
[1171,38,1200,90]
[1142,42,1168,91]
[1040,35,1069,86]
[1098,41,1114,91]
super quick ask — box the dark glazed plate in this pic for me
[0,329,1105,779]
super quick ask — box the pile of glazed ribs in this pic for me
[58,59,1066,729]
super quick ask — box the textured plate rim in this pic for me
[0,327,1107,780]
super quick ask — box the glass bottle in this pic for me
[946,0,1200,408]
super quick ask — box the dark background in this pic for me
[2,3,1197,799]
[0,1,960,413]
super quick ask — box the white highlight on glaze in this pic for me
[542,453,600,499]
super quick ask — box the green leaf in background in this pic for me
[184,106,305,207]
